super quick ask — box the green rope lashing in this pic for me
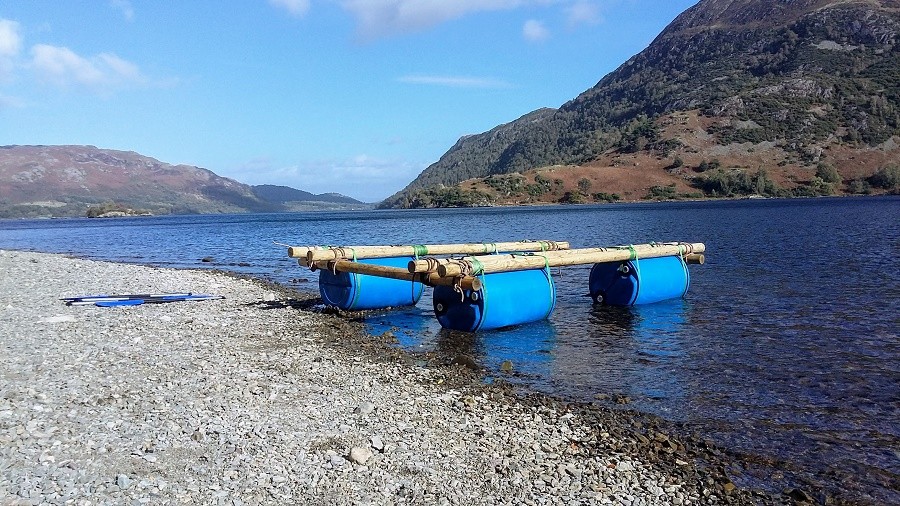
[350,248,357,261]
[631,245,642,305]
[470,257,485,276]
[412,244,428,259]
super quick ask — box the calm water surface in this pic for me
[1,197,898,501]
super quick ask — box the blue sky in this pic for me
[0,0,698,202]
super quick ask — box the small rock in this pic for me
[500,360,513,373]
[38,315,77,324]
[452,354,479,370]
[785,488,814,503]
[116,474,132,489]
[356,401,375,415]
[616,461,635,472]
[349,447,373,465]
[370,436,384,452]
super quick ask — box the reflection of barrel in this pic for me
[589,256,689,306]
[433,269,556,332]
[319,256,424,310]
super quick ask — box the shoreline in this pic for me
[2,193,896,221]
[0,250,818,504]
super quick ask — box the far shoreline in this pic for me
[1,192,897,221]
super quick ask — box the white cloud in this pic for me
[270,0,311,17]
[336,1,611,40]
[233,155,424,202]
[110,0,135,21]
[0,19,21,81]
[565,1,602,27]
[30,44,145,90]
[398,74,510,88]
[523,19,550,42]
[0,19,21,57]
[340,0,524,39]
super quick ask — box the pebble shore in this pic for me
[0,250,768,505]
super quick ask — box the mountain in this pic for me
[252,184,365,208]
[0,145,365,218]
[381,0,900,208]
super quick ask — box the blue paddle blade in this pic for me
[63,292,193,303]
[95,299,145,307]
[91,294,224,307]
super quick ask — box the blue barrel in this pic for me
[589,256,689,306]
[433,268,556,332]
[319,256,424,310]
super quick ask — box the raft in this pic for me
[287,240,705,331]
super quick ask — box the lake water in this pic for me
[1,197,898,502]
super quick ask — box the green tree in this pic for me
[815,163,842,184]
[577,178,592,194]
[869,165,900,191]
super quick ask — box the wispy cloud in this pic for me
[337,1,610,40]
[0,19,21,81]
[270,0,311,17]
[30,44,145,90]
[398,74,511,88]
[109,0,135,21]
[523,19,550,42]
[340,0,524,39]
[565,1,602,27]
[0,19,21,57]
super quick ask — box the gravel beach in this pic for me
[0,250,770,505]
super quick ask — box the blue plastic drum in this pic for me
[319,256,424,310]
[589,256,690,306]
[433,268,556,332]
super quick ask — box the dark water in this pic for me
[1,197,898,501]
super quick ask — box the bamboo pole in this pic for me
[437,243,705,277]
[290,240,570,265]
[410,242,705,273]
[311,260,481,291]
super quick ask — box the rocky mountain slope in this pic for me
[381,0,900,208]
[0,145,364,218]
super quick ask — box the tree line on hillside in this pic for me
[380,162,899,209]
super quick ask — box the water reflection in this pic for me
[366,306,558,383]
[549,300,689,409]
[468,320,557,380]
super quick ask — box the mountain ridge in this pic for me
[0,145,366,218]
[380,0,900,208]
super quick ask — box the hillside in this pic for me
[0,146,366,218]
[380,0,900,208]
[252,184,367,210]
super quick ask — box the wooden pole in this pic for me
[437,243,705,277]
[410,242,705,273]
[310,260,481,291]
[685,253,704,265]
[291,240,570,265]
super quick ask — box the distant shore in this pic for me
[0,250,788,505]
